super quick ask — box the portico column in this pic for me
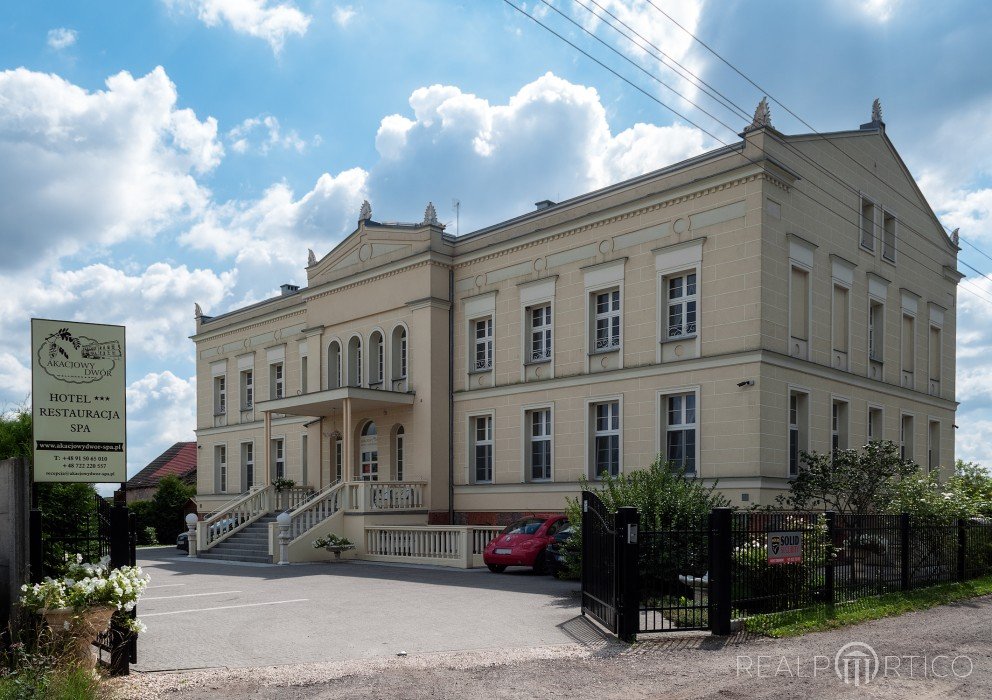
[343,397,354,482]
[263,410,272,485]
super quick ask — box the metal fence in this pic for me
[581,496,992,642]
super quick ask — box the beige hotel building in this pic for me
[192,104,960,544]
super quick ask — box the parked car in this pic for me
[176,531,189,552]
[484,515,568,574]
[544,523,575,577]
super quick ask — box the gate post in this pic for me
[109,496,131,676]
[824,511,836,607]
[29,508,43,584]
[957,518,967,582]
[614,506,639,643]
[709,507,733,636]
[900,512,911,592]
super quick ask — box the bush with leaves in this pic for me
[563,457,729,582]
[949,460,992,517]
[149,476,195,545]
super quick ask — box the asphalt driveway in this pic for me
[134,547,580,671]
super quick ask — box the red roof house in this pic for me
[126,442,197,503]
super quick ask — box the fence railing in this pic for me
[197,486,272,551]
[284,482,347,543]
[346,481,427,512]
[363,525,503,568]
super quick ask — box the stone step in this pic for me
[198,552,272,564]
[211,541,268,553]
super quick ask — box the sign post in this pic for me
[31,319,126,483]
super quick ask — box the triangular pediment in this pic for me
[306,222,431,288]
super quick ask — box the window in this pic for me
[369,331,384,386]
[359,422,379,481]
[348,337,363,387]
[391,326,408,380]
[301,435,308,486]
[327,341,342,389]
[868,300,884,362]
[240,369,254,409]
[831,401,848,453]
[272,438,285,479]
[900,415,914,461]
[473,318,493,371]
[301,356,308,393]
[395,427,405,481]
[592,401,620,478]
[470,415,493,483]
[215,445,227,493]
[789,266,810,356]
[901,313,915,376]
[270,363,284,399]
[882,211,897,262]
[928,421,940,473]
[213,375,226,415]
[593,289,621,351]
[667,274,697,339]
[788,391,808,477]
[665,393,697,475]
[241,442,254,490]
[529,305,552,363]
[860,197,877,250]
[527,408,552,481]
[929,325,941,382]
[832,284,849,354]
[868,407,883,443]
[334,437,343,483]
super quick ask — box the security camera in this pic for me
[737,380,755,387]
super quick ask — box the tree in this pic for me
[949,460,992,517]
[149,475,196,544]
[777,440,917,515]
[0,406,31,461]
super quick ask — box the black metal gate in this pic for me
[580,492,639,641]
[639,523,711,632]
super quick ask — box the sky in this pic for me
[2,0,992,480]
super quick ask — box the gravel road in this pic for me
[109,594,992,699]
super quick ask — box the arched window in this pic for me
[359,421,378,481]
[327,341,342,389]
[347,336,362,387]
[391,325,408,386]
[395,426,405,481]
[369,331,384,387]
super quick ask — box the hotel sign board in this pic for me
[31,319,126,483]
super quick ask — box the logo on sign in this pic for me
[767,530,802,564]
[37,327,119,384]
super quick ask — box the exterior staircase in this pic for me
[198,514,277,563]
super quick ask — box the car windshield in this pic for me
[503,517,545,535]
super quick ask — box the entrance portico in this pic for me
[255,386,415,488]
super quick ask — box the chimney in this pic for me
[280,284,300,296]
[535,199,555,211]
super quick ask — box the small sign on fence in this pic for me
[767,531,802,565]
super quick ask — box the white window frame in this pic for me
[900,413,914,462]
[583,258,626,370]
[215,444,227,493]
[213,375,226,415]
[327,339,343,390]
[831,397,849,453]
[659,388,699,476]
[859,194,878,252]
[521,403,554,482]
[270,362,284,400]
[395,427,405,481]
[272,437,285,480]
[528,304,553,363]
[300,355,308,394]
[868,299,884,363]
[586,395,622,480]
[240,369,254,410]
[927,419,940,473]
[665,272,698,341]
[787,235,816,361]
[301,434,308,487]
[367,329,385,387]
[334,437,343,483]
[592,288,622,353]
[472,317,493,372]
[788,387,810,477]
[241,441,254,491]
[359,421,379,481]
[467,411,495,484]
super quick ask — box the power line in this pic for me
[503,0,992,308]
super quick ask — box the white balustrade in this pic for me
[365,526,462,561]
[471,526,504,555]
[198,485,272,551]
[346,481,427,512]
[285,482,346,542]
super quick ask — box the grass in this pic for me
[746,575,992,637]
[0,666,100,700]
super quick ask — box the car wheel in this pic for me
[532,552,547,575]
[487,564,507,573]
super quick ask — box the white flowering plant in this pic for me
[19,553,150,635]
[312,533,353,549]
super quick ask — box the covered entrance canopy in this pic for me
[255,386,415,485]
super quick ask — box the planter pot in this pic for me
[324,545,355,561]
[42,605,116,670]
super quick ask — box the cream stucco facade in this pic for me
[192,108,960,526]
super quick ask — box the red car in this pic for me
[483,515,569,574]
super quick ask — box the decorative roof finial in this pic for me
[952,228,960,246]
[359,200,372,221]
[745,97,772,132]
[423,202,439,226]
[194,302,202,318]
[871,98,883,123]
[307,248,317,267]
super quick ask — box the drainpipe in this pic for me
[448,267,455,524]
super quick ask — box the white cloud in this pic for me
[227,114,307,154]
[46,28,77,50]
[370,72,709,231]
[332,5,356,27]
[0,66,221,270]
[126,371,197,476]
[851,0,902,23]
[165,0,311,53]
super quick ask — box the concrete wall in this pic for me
[0,458,30,629]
